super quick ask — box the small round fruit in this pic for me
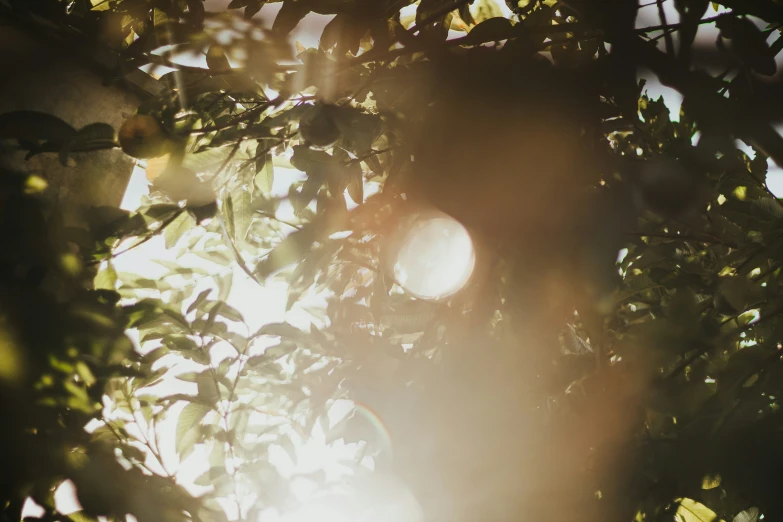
[298,105,341,150]
[635,157,705,218]
[189,200,218,224]
[206,45,231,73]
[118,114,170,159]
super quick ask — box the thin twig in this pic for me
[656,0,674,56]
[347,147,395,165]
[122,387,173,477]
[212,329,254,518]
[136,52,297,76]
[206,141,243,186]
[217,206,264,288]
[257,210,302,230]
[88,209,186,266]
[627,231,738,248]
[635,14,723,35]
[203,350,244,518]
[187,103,269,137]
[649,27,677,44]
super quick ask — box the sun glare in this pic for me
[87,160,421,522]
[269,469,423,522]
[393,214,476,300]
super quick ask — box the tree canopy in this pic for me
[3,1,783,521]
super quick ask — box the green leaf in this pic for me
[199,501,231,522]
[462,16,515,45]
[416,0,454,41]
[254,151,275,196]
[125,299,163,328]
[279,433,298,464]
[202,301,224,337]
[143,346,170,364]
[246,342,296,366]
[176,371,203,383]
[522,4,552,45]
[0,110,76,144]
[752,198,783,219]
[272,1,309,34]
[716,16,776,75]
[733,508,759,522]
[716,276,762,314]
[194,465,226,487]
[211,474,235,496]
[324,107,379,154]
[346,162,363,205]
[67,511,99,522]
[459,3,475,25]
[472,0,505,23]
[231,187,253,242]
[216,301,244,323]
[181,147,240,174]
[319,13,366,56]
[59,123,117,166]
[294,175,323,215]
[206,45,231,72]
[197,373,221,404]
[165,335,199,353]
[193,469,213,487]
[675,498,721,522]
[94,261,118,290]
[185,0,205,22]
[176,402,211,456]
[244,1,264,19]
[196,249,233,266]
[145,204,182,220]
[290,144,333,171]
[209,440,227,470]
[263,342,297,360]
[188,289,213,315]
[164,211,196,249]
[216,271,234,302]
[255,222,320,278]
[252,322,306,340]
[717,345,768,395]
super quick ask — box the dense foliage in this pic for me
[4,0,783,521]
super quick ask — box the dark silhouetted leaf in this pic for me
[462,16,515,46]
[59,123,118,166]
[717,16,777,75]
[188,289,213,315]
[346,162,363,204]
[272,1,309,35]
[0,110,76,145]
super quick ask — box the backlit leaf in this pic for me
[176,402,211,456]
[675,498,721,522]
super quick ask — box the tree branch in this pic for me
[627,35,783,167]
[656,0,675,56]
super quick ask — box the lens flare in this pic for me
[393,214,476,300]
[277,471,423,522]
